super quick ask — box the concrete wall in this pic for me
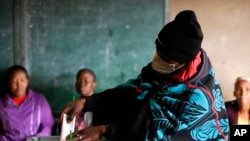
[171,0,250,101]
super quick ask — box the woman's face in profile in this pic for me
[8,70,29,97]
[234,80,250,107]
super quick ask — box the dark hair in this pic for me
[76,68,96,82]
[3,65,29,93]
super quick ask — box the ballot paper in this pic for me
[60,114,76,141]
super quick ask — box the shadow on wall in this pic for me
[31,72,76,112]
[30,73,76,135]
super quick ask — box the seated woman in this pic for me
[225,76,250,125]
[0,65,55,141]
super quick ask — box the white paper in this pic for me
[60,114,76,141]
[83,111,93,128]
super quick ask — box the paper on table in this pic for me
[60,114,76,141]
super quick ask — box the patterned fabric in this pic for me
[145,69,229,141]
[139,49,229,141]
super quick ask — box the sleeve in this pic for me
[0,134,7,141]
[0,102,10,140]
[83,77,142,113]
[35,96,55,136]
[0,117,3,138]
[0,132,10,141]
[84,82,151,140]
[84,83,142,114]
[0,125,7,140]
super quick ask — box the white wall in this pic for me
[171,0,250,101]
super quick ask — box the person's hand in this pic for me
[60,98,86,123]
[66,125,110,141]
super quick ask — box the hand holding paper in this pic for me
[60,114,76,141]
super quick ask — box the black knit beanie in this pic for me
[155,10,203,63]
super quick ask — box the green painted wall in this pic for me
[0,0,13,94]
[0,0,166,112]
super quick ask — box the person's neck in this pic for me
[238,106,250,125]
[239,104,250,113]
[238,110,249,116]
[81,92,94,97]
